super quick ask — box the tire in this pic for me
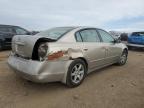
[117,50,128,66]
[66,59,87,87]
[0,41,3,51]
[128,46,132,50]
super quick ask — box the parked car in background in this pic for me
[0,24,31,50]
[109,31,121,39]
[120,33,128,41]
[8,27,128,87]
[127,32,144,49]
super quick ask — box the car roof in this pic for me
[53,26,101,30]
[132,31,144,33]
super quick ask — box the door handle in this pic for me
[106,48,109,51]
[101,47,109,51]
[83,48,88,51]
[101,46,106,49]
[105,47,109,51]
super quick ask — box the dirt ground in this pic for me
[0,50,144,108]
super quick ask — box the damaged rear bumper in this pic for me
[7,54,72,83]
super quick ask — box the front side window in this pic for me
[15,27,28,35]
[79,29,100,42]
[98,29,114,43]
[36,27,74,40]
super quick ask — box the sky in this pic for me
[0,0,144,31]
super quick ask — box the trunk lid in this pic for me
[12,35,44,58]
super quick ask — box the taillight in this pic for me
[48,51,64,60]
[38,43,48,61]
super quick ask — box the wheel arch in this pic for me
[72,57,88,72]
[123,48,128,55]
[32,38,56,60]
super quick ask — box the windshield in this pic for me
[132,32,144,36]
[36,27,75,40]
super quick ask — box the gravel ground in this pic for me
[0,50,144,108]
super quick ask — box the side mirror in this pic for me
[113,37,121,43]
[31,31,39,35]
[26,32,32,35]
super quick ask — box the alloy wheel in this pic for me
[71,63,85,84]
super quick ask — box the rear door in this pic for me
[75,28,106,70]
[97,29,121,64]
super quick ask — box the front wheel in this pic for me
[117,50,128,65]
[128,46,132,50]
[66,59,87,87]
[0,41,3,51]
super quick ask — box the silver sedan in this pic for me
[8,27,128,87]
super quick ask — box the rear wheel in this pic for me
[66,59,87,87]
[117,50,128,65]
[0,41,3,51]
[128,46,132,50]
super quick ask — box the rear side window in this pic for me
[75,32,83,42]
[80,29,100,42]
[76,29,100,42]
[98,29,114,43]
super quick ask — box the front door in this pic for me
[97,29,121,64]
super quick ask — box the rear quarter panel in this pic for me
[47,42,85,60]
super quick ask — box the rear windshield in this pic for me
[36,27,75,40]
[131,32,144,36]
